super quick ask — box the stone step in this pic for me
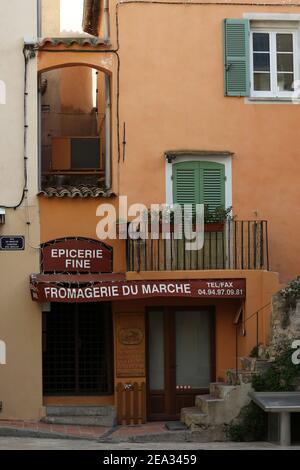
[183,382,253,429]
[180,407,208,428]
[240,356,271,373]
[45,405,115,417]
[209,382,237,399]
[195,394,224,414]
[42,415,114,427]
[226,368,257,385]
[43,405,116,427]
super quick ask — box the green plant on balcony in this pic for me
[141,205,233,225]
[204,205,233,224]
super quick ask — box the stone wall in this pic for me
[269,277,300,358]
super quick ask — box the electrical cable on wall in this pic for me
[0,47,36,209]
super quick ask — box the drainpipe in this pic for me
[37,0,42,37]
[103,0,110,43]
[105,74,111,190]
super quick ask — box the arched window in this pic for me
[0,80,6,105]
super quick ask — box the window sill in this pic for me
[246,97,296,104]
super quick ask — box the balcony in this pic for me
[40,65,111,197]
[126,220,269,272]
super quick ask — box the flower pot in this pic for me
[204,222,224,232]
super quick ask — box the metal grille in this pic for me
[43,303,113,395]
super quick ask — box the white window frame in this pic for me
[250,28,298,98]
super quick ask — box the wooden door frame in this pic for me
[146,305,216,421]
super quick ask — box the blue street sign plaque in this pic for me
[0,236,25,251]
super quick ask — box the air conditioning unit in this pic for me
[51,137,101,171]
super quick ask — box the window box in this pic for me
[204,222,224,233]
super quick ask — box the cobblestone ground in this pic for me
[0,437,299,450]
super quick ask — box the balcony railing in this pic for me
[126,220,269,272]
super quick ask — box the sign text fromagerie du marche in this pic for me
[30,278,246,303]
[0,236,25,251]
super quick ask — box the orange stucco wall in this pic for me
[60,66,93,113]
[36,1,295,407]
[39,1,300,283]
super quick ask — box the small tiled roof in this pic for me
[38,37,105,48]
[39,185,115,199]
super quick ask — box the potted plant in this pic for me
[204,205,232,232]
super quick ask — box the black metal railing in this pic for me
[234,302,272,381]
[126,220,269,272]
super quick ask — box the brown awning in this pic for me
[30,275,246,304]
[82,0,101,36]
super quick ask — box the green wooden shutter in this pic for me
[224,19,250,96]
[173,162,199,214]
[173,161,225,213]
[199,162,225,211]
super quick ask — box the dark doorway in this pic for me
[292,413,300,444]
[43,303,113,396]
[147,307,215,421]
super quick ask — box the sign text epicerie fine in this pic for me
[41,239,112,273]
[50,248,103,270]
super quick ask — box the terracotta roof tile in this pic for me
[38,37,106,48]
[39,185,115,199]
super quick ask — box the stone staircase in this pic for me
[181,381,252,432]
[42,405,116,427]
[226,356,272,385]
[181,355,273,435]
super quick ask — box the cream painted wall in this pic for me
[0,0,42,420]
[42,0,60,37]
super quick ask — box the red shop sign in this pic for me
[30,278,246,303]
[41,238,113,273]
